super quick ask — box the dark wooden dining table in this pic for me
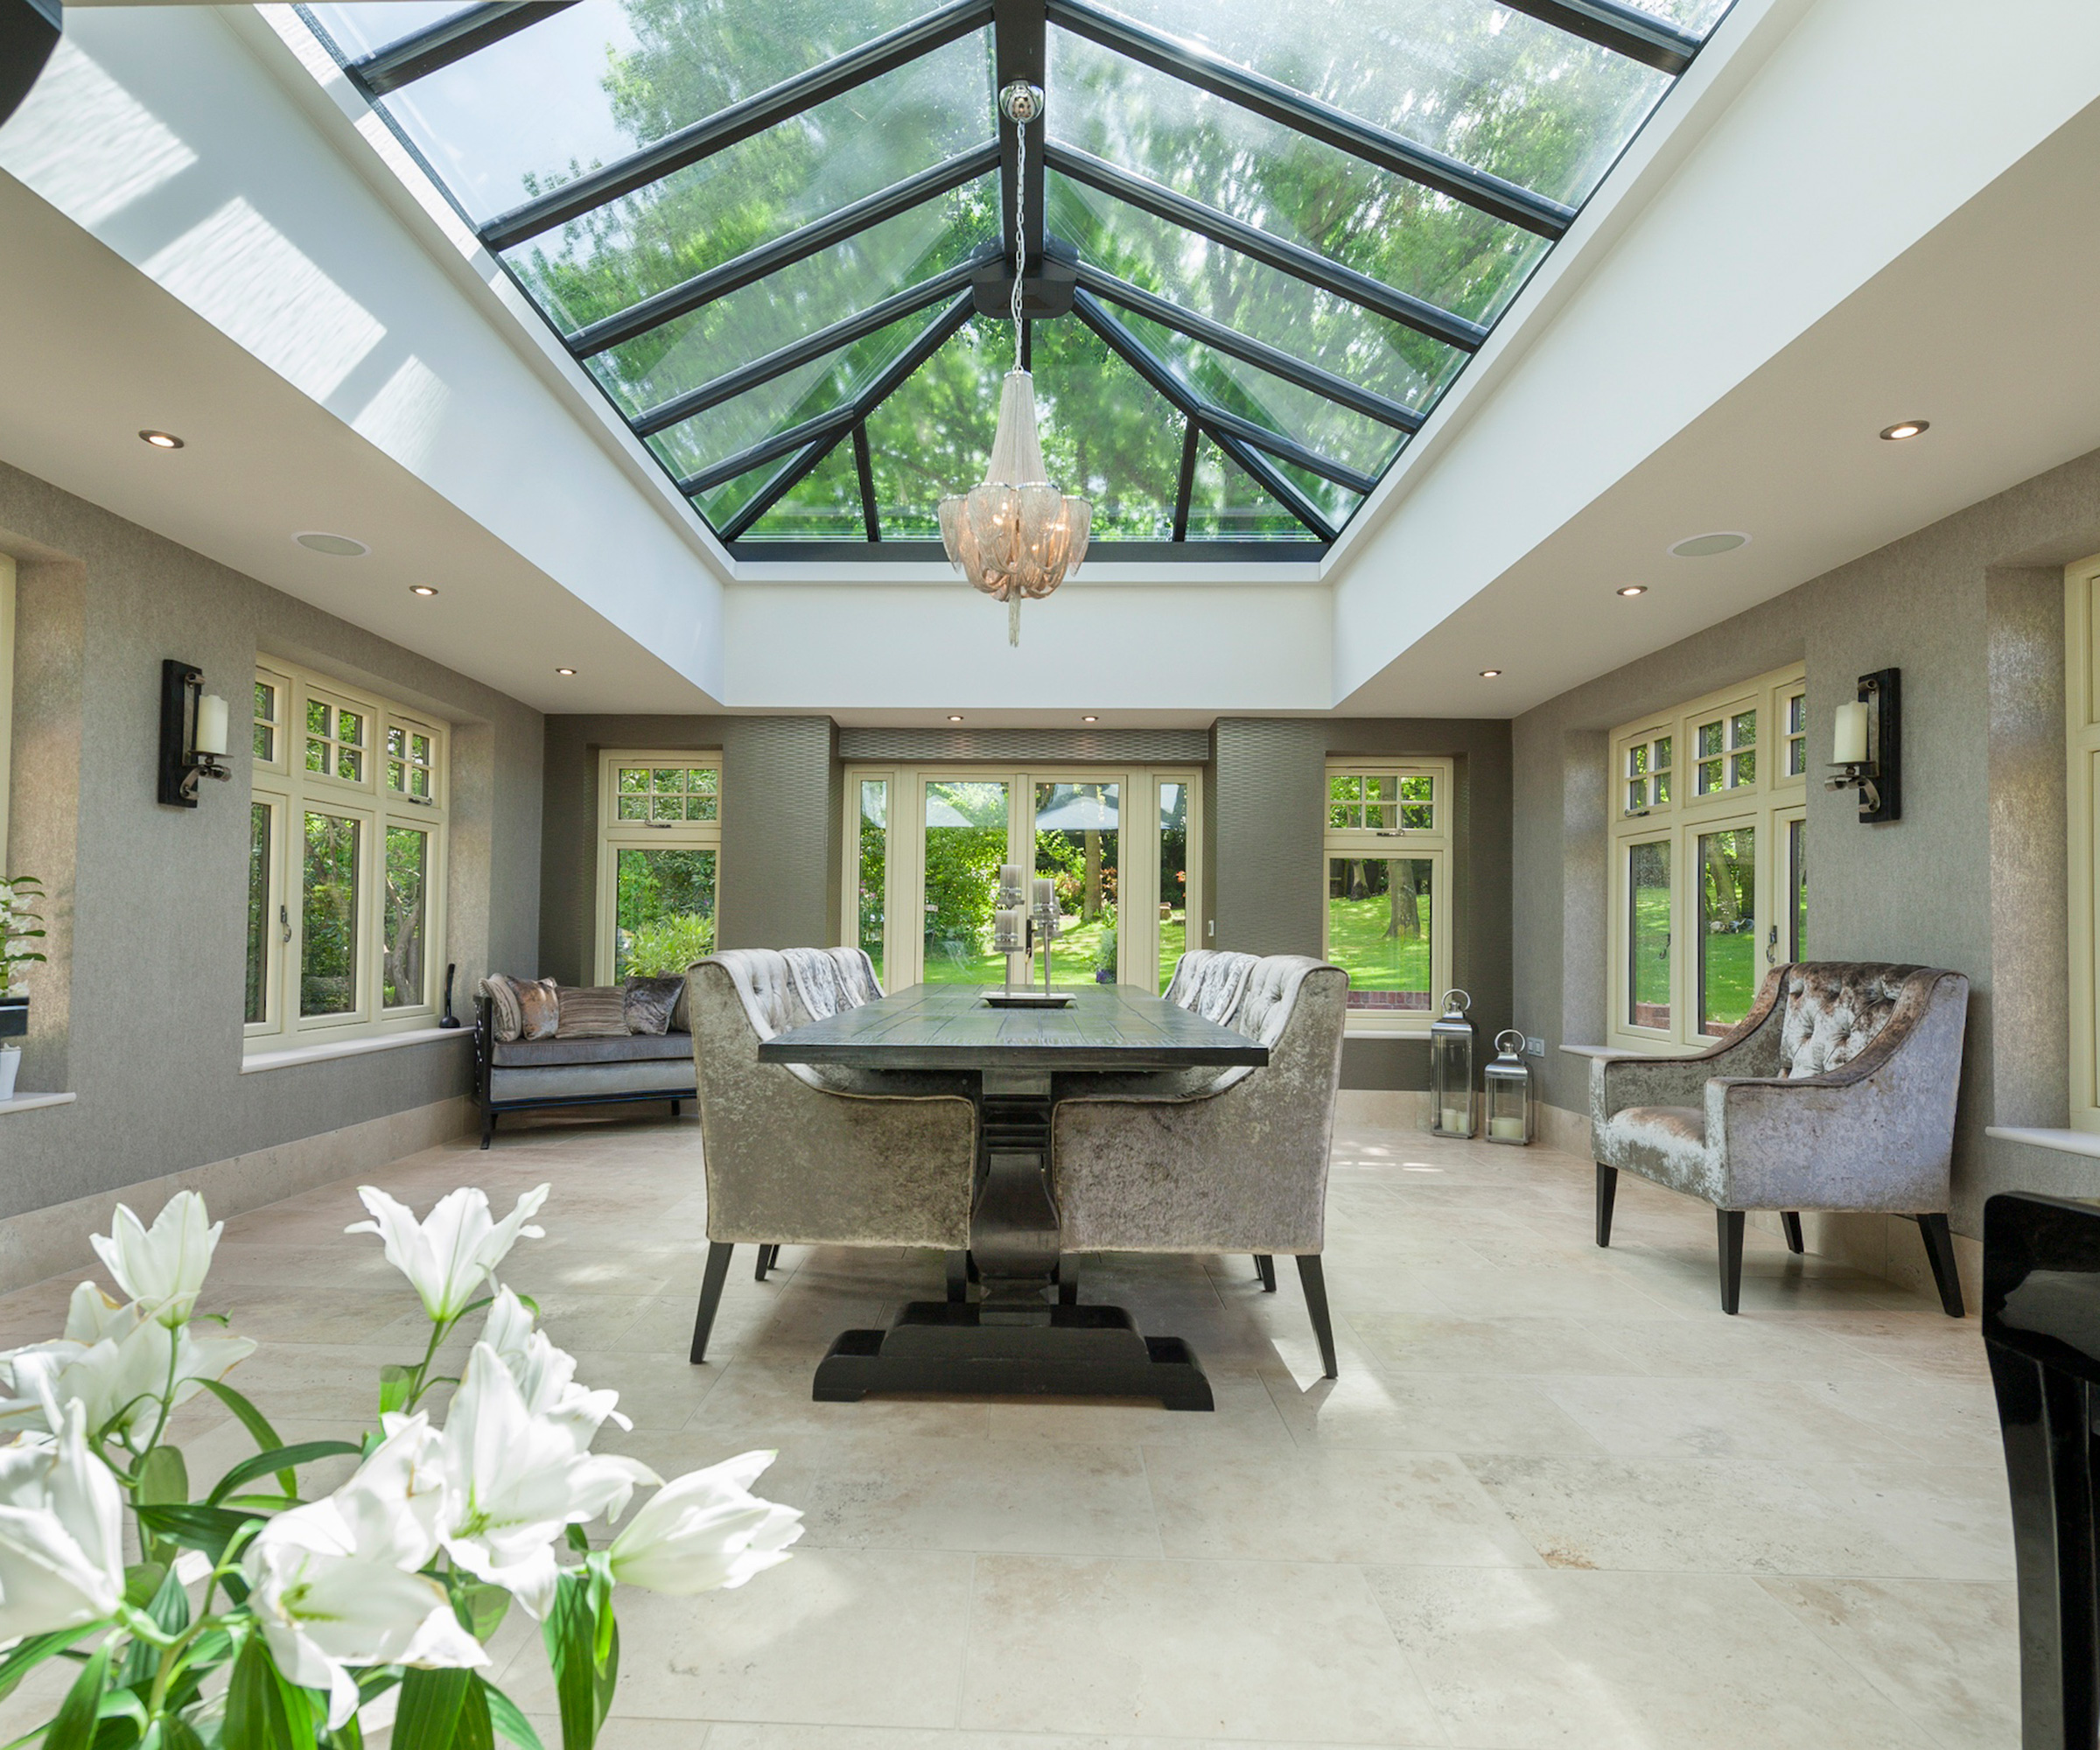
[760,982,1269,1410]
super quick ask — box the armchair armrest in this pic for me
[1589,967,1790,1129]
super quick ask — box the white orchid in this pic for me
[0,1398,124,1641]
[432,1343,656,1617]
[0,1287,254,1442]
[245,1425,487,1732]
[346,1185,550,1324]
[90,1191,220,1327]
[608,1450,802,1596]
[480,1287,629,1449]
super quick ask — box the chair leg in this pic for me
[1058,1258,1079,1306]
[1917,1214,1966,1318]
[690,1242,734,1364]
[1295,1255,1339,1380]
[1716,1209,1745,1315]
[1781,1211,1805,1254]
[753,1243,776,1284]
[1594,1164,1618,1247]
[946,1250,970,1304]
[1254,1254,1277,1292]
[669,1099,681,1116]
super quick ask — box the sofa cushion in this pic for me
[624,976,683,1036]
[554,985,627,1039]
[480,974,523,1041]
[491,1031,692,1068]
[483,975,558,1041]
[1781,965,1906,1078]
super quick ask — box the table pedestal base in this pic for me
[812,1302,1214,1410]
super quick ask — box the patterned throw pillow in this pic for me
[555,985,628,1039]
[514,977,560,1041]
[480,975,524,1042]
[623,976,683,1036]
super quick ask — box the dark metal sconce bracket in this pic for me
[158,658,230,808]
[1823,667,1900,823]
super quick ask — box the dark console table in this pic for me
[1984,1189,2100,1746]
[760,983,1269,1410]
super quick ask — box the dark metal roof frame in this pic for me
[719,435,846,542]
[344,3,577,100]
[992,0,1048,278]
[1497,0,1701,75]
[479,0,996,251]
[1046,144,1488,354]
[1170,420,1201,542]
[569,144,999,359]
[1046,0,1573,239]
[851,424,882,540]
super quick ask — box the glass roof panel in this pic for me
[863,315,1006,540]
[645,308,943,486]
[1031,318,1188,540]
[1114,308,1404,480]
[691,449,801,532]
[1619,0,1734,33]
[307,0,959,225]
[1273,456,1363,529]
[1048,172,1465,415]
[1102,0,1672,208]
[566,179,993,415]
[1184,438,1313,541]
[1051,30,1550,328]
[495,32,994,322]
[742,438,866,541]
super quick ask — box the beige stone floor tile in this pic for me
[1368,1565,1928,1749]
[1536,1375,1928,1466]
[1802,1373,2006,1467]
[1348,1312,1647,1377]
[1263,1362,1611,1456]
[703,1730,1432,1749]
[1582,1312,1913,1382]
[1806,1312,1995,1382]
[1757,1575,2019,1749]
[959,1555,1441,1743]
[1410,1263,1690,1320]
[1793,1460,2016,1583]
[688,1354,993,1443]
[1144,1445,1544,1567]
[1462,1452,1928,1575]
[498,1549,974,1729]
[984,1362,1294,1447]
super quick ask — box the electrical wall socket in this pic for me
[1523,1036,1545,1057]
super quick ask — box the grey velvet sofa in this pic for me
[1589,961,1970,1315]
[1052,955,1350,1376]
[473,992,695,1147]
[685,948,977,1364]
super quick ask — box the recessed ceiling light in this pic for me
[409,584,438,598]
[555,667,577,676]
[138,430,184,450]
[1616,584,1648,598]
[1668,532,1749,559]
[948,714,964,723]
[1082,714,1099,723]
[1479,668,1502,679]
[1880,419,1930,441]
[294,531,369,557]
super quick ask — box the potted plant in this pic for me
[0,874,45,1101]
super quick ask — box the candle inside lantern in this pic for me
[194,693,229,758]
[1832,700,1869,766]
[1488,1116,1525,1140]
[1440,1105,1468,1134]
[998,864,1022,902]
[993,907,1026,952]
[1032,877,1055,911]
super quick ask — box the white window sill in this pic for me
[242,1026,472,1075]
[1986,1125,2100,1161]
[1344,1026,1430,1041]
[0,1092,76,1117]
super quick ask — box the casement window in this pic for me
[843,766,1200,994]
[0,555,13,863]
[2066,555,2100,1129]
[1607,665,1808,1052]
[246,662,448,1048]
[595,752,722,983]
[1322,760,1453,1033]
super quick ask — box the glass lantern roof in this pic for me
[299,0,1728,557]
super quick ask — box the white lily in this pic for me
[433,1343,656,1617]
[0,1398,124,1641]
[608,1450,802,1596]
[480,1287,629,1449]
[0,1290,255,1442]
[346,1185,550,1324]
[89,1191,221,1327]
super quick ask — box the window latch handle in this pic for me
[279,903,291,946]
[1766,923,1779,965]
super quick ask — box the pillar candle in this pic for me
[993,908,1025,951]
[1440,1106,1469,1134]
[1489,1116,1525,1140]
[194,694,229,758]
[1032,877,1055,909]
[1832,700,1868,766]
[998,864,1022,901]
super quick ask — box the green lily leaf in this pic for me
[208,1442,360,1508]
[43,1642,111,1750]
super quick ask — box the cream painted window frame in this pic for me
[1606,664,1807,1052]
[2064,555,2100,1129]
[0,555,13,865]
[840,765,1202,994]
[1322,759,1453,1037]
[247,662,449,1051]
[594,749,723,985]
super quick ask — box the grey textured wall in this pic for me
[1513,444,2100,1235]
[538,714,839,981]
[0,461,542,1218]
[1214,718,1328,958]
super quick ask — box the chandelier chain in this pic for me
[1012,112,1026,369]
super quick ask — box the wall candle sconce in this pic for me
[1825,668,1900,822]
[158,659,233,808]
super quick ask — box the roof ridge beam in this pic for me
[342,3,577,100]
[1496,0,1701,75]
[632,246,999,438]
[1046,0,1573,239]
[569,145,999,360]
[1046,143,1488,353]
[1071,259,1422,433]
[479,0,997,252]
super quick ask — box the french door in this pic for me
[845,766,1200,993]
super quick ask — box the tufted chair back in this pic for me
[1779,962,1928,1078]
[1164,949,1258,1026]
[705,948,811,1043]
[780,946,884,1021]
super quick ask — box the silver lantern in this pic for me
[1484,1030,1534,1145]
[1429,989,1476,1138]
